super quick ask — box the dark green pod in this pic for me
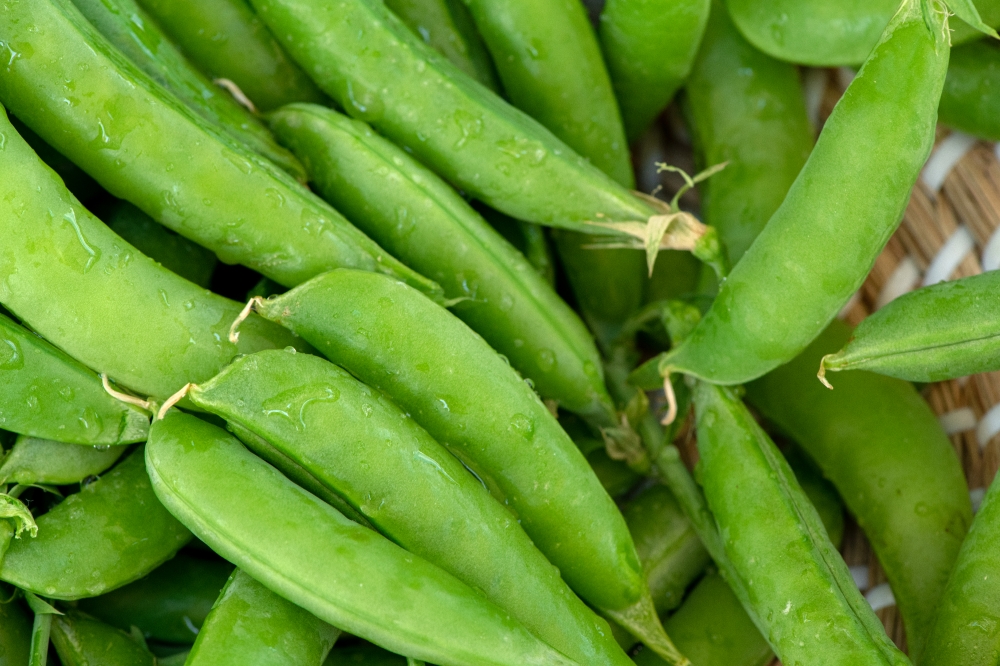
[0,436,128,485]
[51,613,156,666]
[0,599,32,666]
[940,40,1000,140]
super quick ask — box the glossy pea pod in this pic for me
[0,313,148,445]
[725,0,998,66]
[0,449,192,600]
[68,0,305,179]
[682,0,813,265]
[134,0,326,111]
[0,599,32,666]
[599,0,711,142]
[250,269,683,663]
[0,436,128,486]
[693,381,911,666]
[940,40,1000,141]
[77,554,234,644]
[51,613,156,666]
[633,0,950,388]
[745,320,972,661]
[186,568,341,666]
[190,350,635,666]
[0,0,437,299]
[147,411,580,666]
[267,104,617,428]
[821,271,1000,383]
[0,103,304,400]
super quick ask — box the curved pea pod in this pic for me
[599,0,711,142]
[51,613,155,666]
[77,554,233,644]
[0,449,192,600]
[0,436,128,486]
[0,313,148,445]
[0,0,437,300]
[785,445,845,547]
[68,0,305,180]
[135,0,326,112]
[185,568,340,666]
[0,103,304,400]
[190,349,632,666]
[693,381,911,666]
[820,271,1000,383]
[252,270,683,663]
[147,411,581,666]
[102,200,217,289]
[635,0,950,388]
[385,0,501,91]
[325,645,406,666]
[940,40,1000,141]
[0,599,32,666]
[268,104,616,428]
[745,320,972,661]
[682,1,813,265]
[921,472,1000,665]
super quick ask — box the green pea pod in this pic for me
[940,40,1000,141]
[600,0,711,142]
[68,0,305,180]
[0,103,305,400]
[0,436,128,486]
[0,599,32,666]
[573,433,640,497]
[77,554,234,644]
[189,349,632,666]
[8,116,100,205]
[785,446,845,547]
[821,271,1000,383]
[682,1,813,265]
[0,313,149,445]
[693,381,911,666]
[481,206,557,286]
[0,449,192,600]
[725,0,997,66]
[51,614,155,666]
[745,320,972,661]
[102,201,217,289]
[384,0,501,91]
[157,651,190,666]
[324,645,406,666]
[186,568,340,666]
[134,0,326,111]
[634,0,949,388]
[267,104,616,428]
[0,0,438,299]
[147,411,580,666]
[252,270,682,663]
[921,472,1000,665]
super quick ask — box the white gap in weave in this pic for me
[995,141,1000,163]
[875,256,921,310]
[803,68,828,130]
[849,565,870,591]
[923,225,975,286]
[970,487,987,514]
[865,583,896,612]
[939,407,978,435]
[982,225,1000,272]
[977,402,1000,449]
[921,131,977,193]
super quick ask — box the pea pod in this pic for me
[633,0,950,388]
[0,449,192,600]
[940,40,1000,140]
[267,104,616,427]
[384,0,500,91]
[821,271,1000,384]
[573,432,640,497]
[0,103,304,400]
[0,0,437,298]
[599,0,711,142]
[0,599,32,666]
[189,349,632,666]
[77,554,233,644]
[68,0,305,179]
[147,411,580,666]
[134,0,326,111]
[186,568,340,666]
[51,614,155,666]
[693,381,910,666]
[0,312,148,445]
[250,269,682,663]
[745,320,972,660]
[0,436,128,486]
[8,116,100,205]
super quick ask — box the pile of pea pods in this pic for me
[1,0,999,663]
